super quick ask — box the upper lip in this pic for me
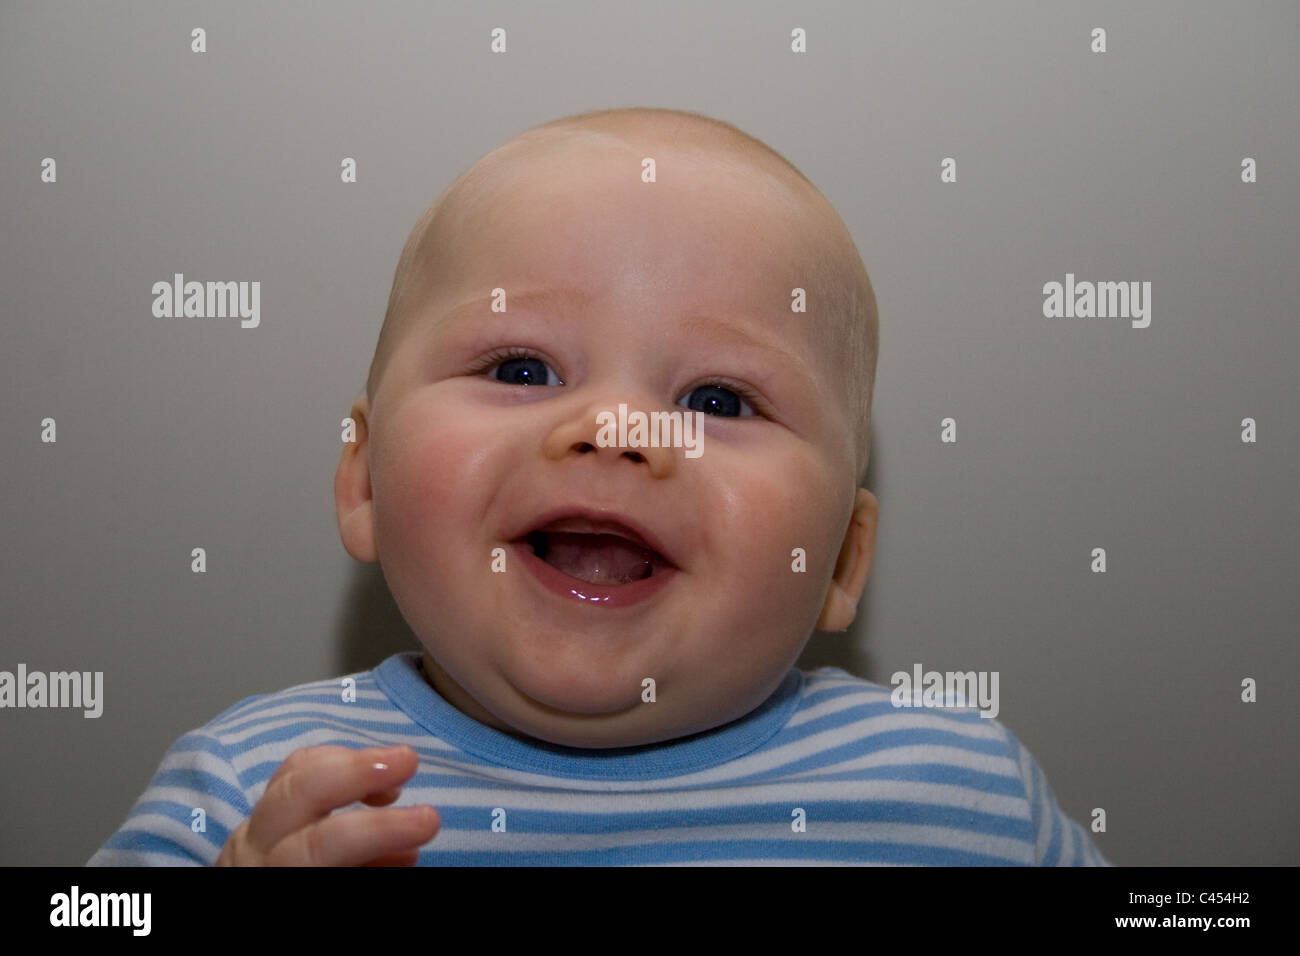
[513,507,679,568]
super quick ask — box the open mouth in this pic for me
[524,530,671,585]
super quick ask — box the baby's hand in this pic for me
[215,744,439,866]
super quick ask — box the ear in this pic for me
[334,395,378,563]
[815,488,878,632]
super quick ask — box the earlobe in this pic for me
[334,397,378,563]
[815,488,878,632]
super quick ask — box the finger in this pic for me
[268,804,440,867]
[362,786,403,808]
[246,745,419,851]
[360,849,422,867]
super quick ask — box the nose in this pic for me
[541,394,680,479]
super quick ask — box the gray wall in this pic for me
[2,0,1296,866]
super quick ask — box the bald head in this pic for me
[365,107,878,484]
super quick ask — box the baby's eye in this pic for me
[677,383,757,418]
[478,348,564,386]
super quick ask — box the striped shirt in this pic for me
[87,652,1110,866]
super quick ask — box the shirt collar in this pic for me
[373,652,802,780]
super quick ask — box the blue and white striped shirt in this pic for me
[87,652,1110,866]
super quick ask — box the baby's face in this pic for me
[341,137,875,748]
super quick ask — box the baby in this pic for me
[89,107,1108,866]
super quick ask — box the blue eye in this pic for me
[678,383,756,418]
[481,350,564,386]
[474,347,762,418]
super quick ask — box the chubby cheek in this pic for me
[370,401,500,618]
[703,452,844,665]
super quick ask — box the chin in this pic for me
[517,681,642,719]
[488,631,654,710]
[503,666,652,722]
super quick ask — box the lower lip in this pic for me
[510,541,679,608]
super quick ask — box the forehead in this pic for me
[423,135,847,365]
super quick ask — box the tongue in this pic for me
[539,532,657,585]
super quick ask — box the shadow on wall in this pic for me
[332,562,420,676]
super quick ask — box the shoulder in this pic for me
[195,657,409,758]
[793,665,1022,762]
[86,656,416,866]
[794,667,1110,866]
[798,665,1005,724]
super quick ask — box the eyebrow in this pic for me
[439,285,595,327]
[439,287,816,387]
[677,310,815,382]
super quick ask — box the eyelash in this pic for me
[467,346,772,416]
[465,346,553,378]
